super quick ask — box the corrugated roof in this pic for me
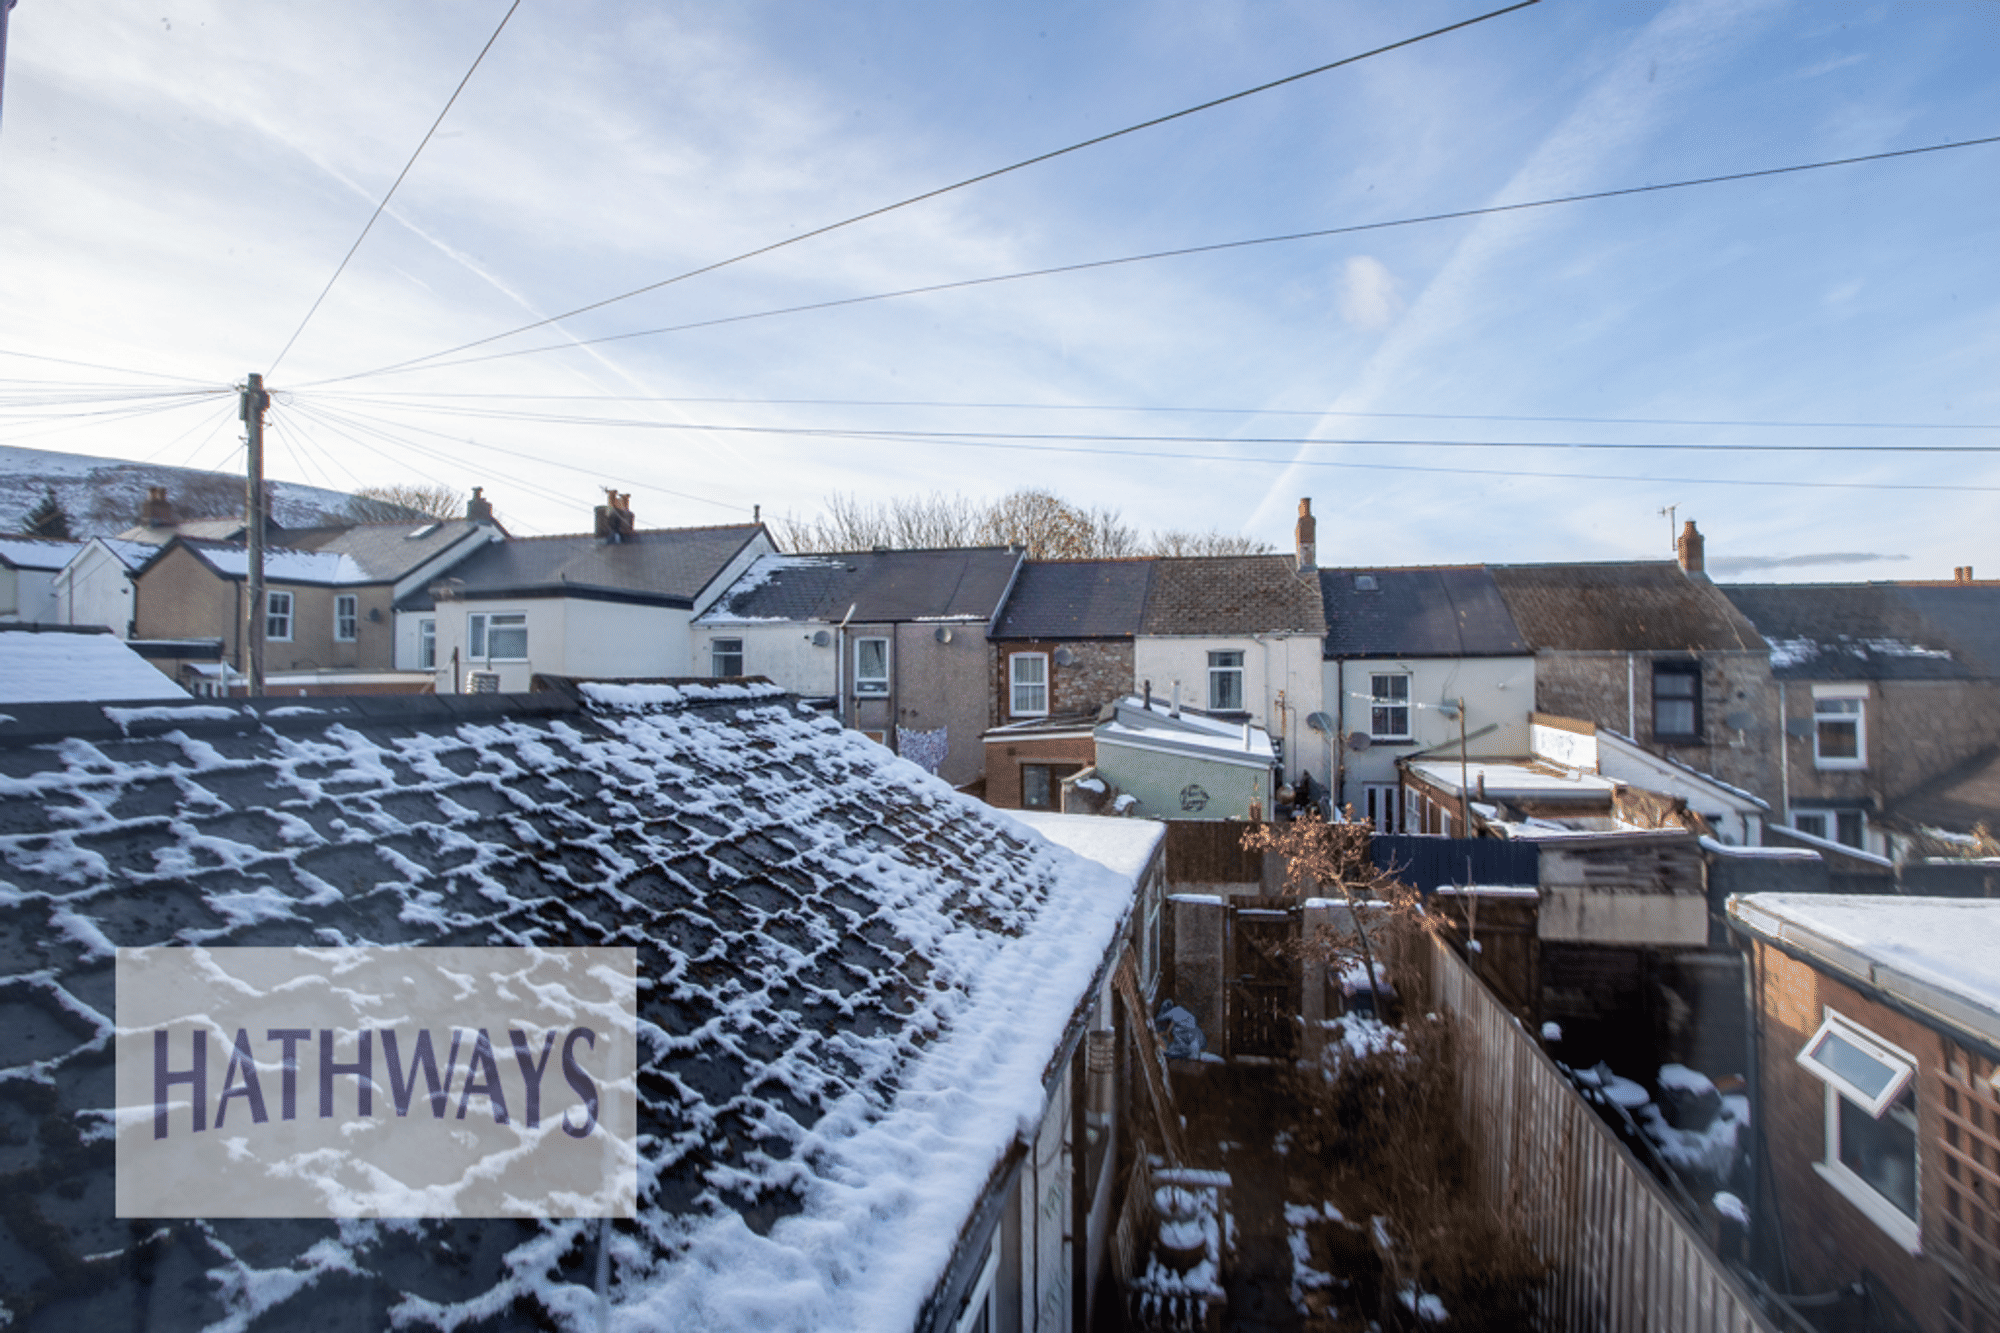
[1490,562,1764,652]
[992,558,1154,638]
[430,524,766,606]
[702,547,1023,624]
[1320,565,1525,658]
[1138,555,1326,637]
[1724,582,2000,680]
[0,683,1146,1330]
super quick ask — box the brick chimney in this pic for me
[1295,497,1316,573]
[1955,565,1976,584]
[140,485,178,529]
[593,490,636,542]
[1676,519,1705,576]
[465,486,494,523]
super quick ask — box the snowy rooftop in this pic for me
[1729,894,2000,1047]
[0,535,83,570]
[1404,759,1618,802]
[0,683,1146,1330]
[193,543,372,585]
[1096,695,1275,765]
[0,628,190,703]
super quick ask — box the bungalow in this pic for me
[1731,894,2000,1333]
[0,681,1166,1331]
[0,535,80,625]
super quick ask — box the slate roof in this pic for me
[301,518,494,584]
[0,536,83,572]
[1138,555,1326,637]
[416,524,768,611]
[1490,562,1765,653]
[0,683,1146,1330]
[1885,744,2000,833]
[1722,582,2000,680]
[991,558,1154,639]
[1319,565,1525,658]
[700,547,1023,625]
[0,626,189,702]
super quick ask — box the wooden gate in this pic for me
[1227,904,1299,1060]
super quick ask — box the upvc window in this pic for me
[418,618,436,670]
[1814,686,1866,769]
[1363,783,1402,834]
[334,594,358,642]
[1653,662,1701,739]
[1009,653,1049,717]
[1207,650,1244,712]
[1790,808,1866,849]
[1369,673,1411,740]
[265,591,294,641]
[711,637,744,678]
[1799,1011,1921,1249]
[468,611,527,661]
[854,638,889,695]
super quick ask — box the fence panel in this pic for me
[1372,834,1540,891]
[1427,937,1776,1333]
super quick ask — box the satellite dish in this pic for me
[1305,710,1334,734]
[1054,646,1076,666]
[1433,703,1462,722]
[1348,732,1374,751]
[811,630,831,647]
[934,626,954,644]
[1784,717,1813,739]
[1723,710,1753,731]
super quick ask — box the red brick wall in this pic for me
[982,734,1095,809]
[1751,940,2000,1331]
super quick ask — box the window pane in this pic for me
[469,614,486,658]
[1811,1029,1898,1102]
[1372,674,1408,702]
[1835,811,1865,848]
[488,615,528,660]
[712,638,743,677]
[1655,672,1697,698]
[1839,1093,1917,1218]
[1022,764,1052,809]
[419,619,436,670]
[856,639,887,683]
[1818,719,1859,759]
[1794,813,1829,839]
[1010,655,1047,715]
[1656,699,1697,735]
[1208,652,1243,711]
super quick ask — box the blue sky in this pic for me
[2,0,1995,576]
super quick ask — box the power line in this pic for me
[266,0,525,375]
[301,389,2000,432]
[0,346,222,386]
[325,0,1540,385]
[313,131,2000,385]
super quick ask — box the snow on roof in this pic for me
[0,686,1142,1330]
[195,543,371,584]
[1730,894,2000,1047]
[1095,695,1276,765]
[1596,728,1770,810]
[0,629,190,702]
[1007,810,1166,883]
[1404,759,1618,800]
[0,535,82,570]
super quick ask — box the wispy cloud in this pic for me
[1338,256,1403,331]
[1708,552,1909,576]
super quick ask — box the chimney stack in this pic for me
[594,490,636,542]
[1295,497,1317,573]
[1676,519,1705,576]
[465,486,494,523]
[1955,566,1976,584]
[140,486,178,529]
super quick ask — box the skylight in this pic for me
[407,523,440,539]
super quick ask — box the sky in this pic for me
[1,0,1996,577]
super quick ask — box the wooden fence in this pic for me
[1426,936,1779,1333]
[1162,819,1370,888]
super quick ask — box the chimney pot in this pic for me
[1295,497,1317,573]
[140,485,178,529]
[465,486,494,523]
[1676,519,1705,576]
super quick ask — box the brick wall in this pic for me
[1749,939,2000,1331]
[1534,649,1781,807]
[990,639,1133,727]
[983,733,1096,809]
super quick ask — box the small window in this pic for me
[418,618,436,670]
[854,638,889,695]
[469,612,527,661]
[334,594,358,642]
[1369,673,1411,740]
[265,590,294,641]
[1791,809,1867,850]
[1020,763,1080,811]
[711,637,744,678]
[1208,650,1244,712]
[1653,662,1701,739]
[1798,1011,1915,1117]
[1814,687,1866,769]
[1009,653,1049,717]
[1363,783,1402,834]
[1792,811,1830,841]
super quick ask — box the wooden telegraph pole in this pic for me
[241,373,269,697]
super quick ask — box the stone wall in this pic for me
[989,638,1133,727]
[1780,677,2000,818]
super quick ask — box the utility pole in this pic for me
[241,373,269,697]
[0,2,18,135]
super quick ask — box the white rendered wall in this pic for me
[690,621,838,693]
[54,544,135,635]
[1327,656,1535,814]
[1132,634,1323,781]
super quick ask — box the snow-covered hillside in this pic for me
[0,445,371,537]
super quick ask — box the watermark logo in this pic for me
[115,946,638,1219]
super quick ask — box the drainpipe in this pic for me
[1777,680,1789,834]
[1626,653,1637,738]
[1335,659,1347,816]
[835,603,855,728]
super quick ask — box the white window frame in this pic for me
[1362,782,1402,834]
[468,611,528,662]
[1009,652,1049,717]
[1799,1010,1922,1253]
[265,590,294,642]
[418,618,436,670]
[854,637,889,695]
[711,637,744,678]
[951,1230,1001,1333]
[334,593,358,642]
[1812,684,1867,770]
[1369,673,1411,740]
[1207,649,1245,712]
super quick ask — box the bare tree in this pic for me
[776,488,1171,559]
[970,488,1138,558]
[1148,529,1274,557]
[345,483,464,523]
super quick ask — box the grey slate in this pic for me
[1724,582,2000,680]
[706,547,1023,623]
[1320,565,1526,658]
[992,559,1154,639]
[417,524,765,609]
